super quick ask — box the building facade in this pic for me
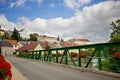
[37,35,59,43]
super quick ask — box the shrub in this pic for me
[0,55,12,80]
[70,52,77,58]
[78,51,88,58]
[52,52,63,57]
[114,52,120,58]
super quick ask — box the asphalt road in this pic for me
[6,56,119,80]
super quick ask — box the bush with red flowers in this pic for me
[52,52,63,57]
[114,52,120,58]
[0,55,12,80]
[78,51,88,58]
[70,52,77,58]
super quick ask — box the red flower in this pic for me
[0,55,12,79]
[70,52,77,57]
[114,52,120,58]
[78,51,88,58]
[0,78,4,80]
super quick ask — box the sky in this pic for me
[0,0,120,43]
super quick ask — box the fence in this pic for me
[18,42,120,73]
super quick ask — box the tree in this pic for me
[57,35,60,41]
[108,19,120,53]
[29,34,37,41]
[11,27,20,42]
[60,38,64,42]
[45,44,51,50]
[108,19,120,70]
[110,19,120,41]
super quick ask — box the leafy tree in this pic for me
[11,27,20,42]
[45,44,51,50]
[109,19,120,53]
[60,38,64,42]
[110,19,120,42]
[29,34,37,41]
[110,34,120,42]
[106,19,120,72]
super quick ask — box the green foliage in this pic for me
[60,38,64,42]
[11,27,21,42]
[29,34,37,41]
[110,19,120,38]
[102,59,115,71]
[104,19,120,72]
[45,44,51,50]
[109,19,120,53]
[110,34,120,42]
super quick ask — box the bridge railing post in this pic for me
[78,49,81,67]
[98,47,102,70]
[56,50,58,63]
[48,50,52,62]
[65,49,68,65]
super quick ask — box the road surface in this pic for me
[6,56,119,80]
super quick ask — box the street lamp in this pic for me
[0,25,4,55]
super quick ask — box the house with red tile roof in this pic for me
[3,39,18,53]
[18,42,43,51]
[1,41,14,55]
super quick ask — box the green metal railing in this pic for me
[18,42,120,73]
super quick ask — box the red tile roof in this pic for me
[4,40,18,45]
[69,39,90,42]
[39,41,50,49]
[60,41,79,47]
[18,43,38,51]
[77,39,90,42]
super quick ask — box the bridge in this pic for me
[8,42,120,80]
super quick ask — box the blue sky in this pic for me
[0,0,105,22]
[0,0,120,43]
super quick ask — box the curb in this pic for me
[6,59,28,80]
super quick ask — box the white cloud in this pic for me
[1,1,120,43]
[0,14,15,30]
[9,0,43,8]
[50,3,55,7]
[10,0,26,8]
[64,0,91,9]
[37,0,42,4]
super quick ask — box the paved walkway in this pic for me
[6,59,28,80]
[11,64,28,80]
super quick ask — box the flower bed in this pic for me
[0,55,12,80]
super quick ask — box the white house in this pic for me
[37,35,59,43]
[69,38,90,45]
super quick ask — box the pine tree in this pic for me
[11,27,20,42]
